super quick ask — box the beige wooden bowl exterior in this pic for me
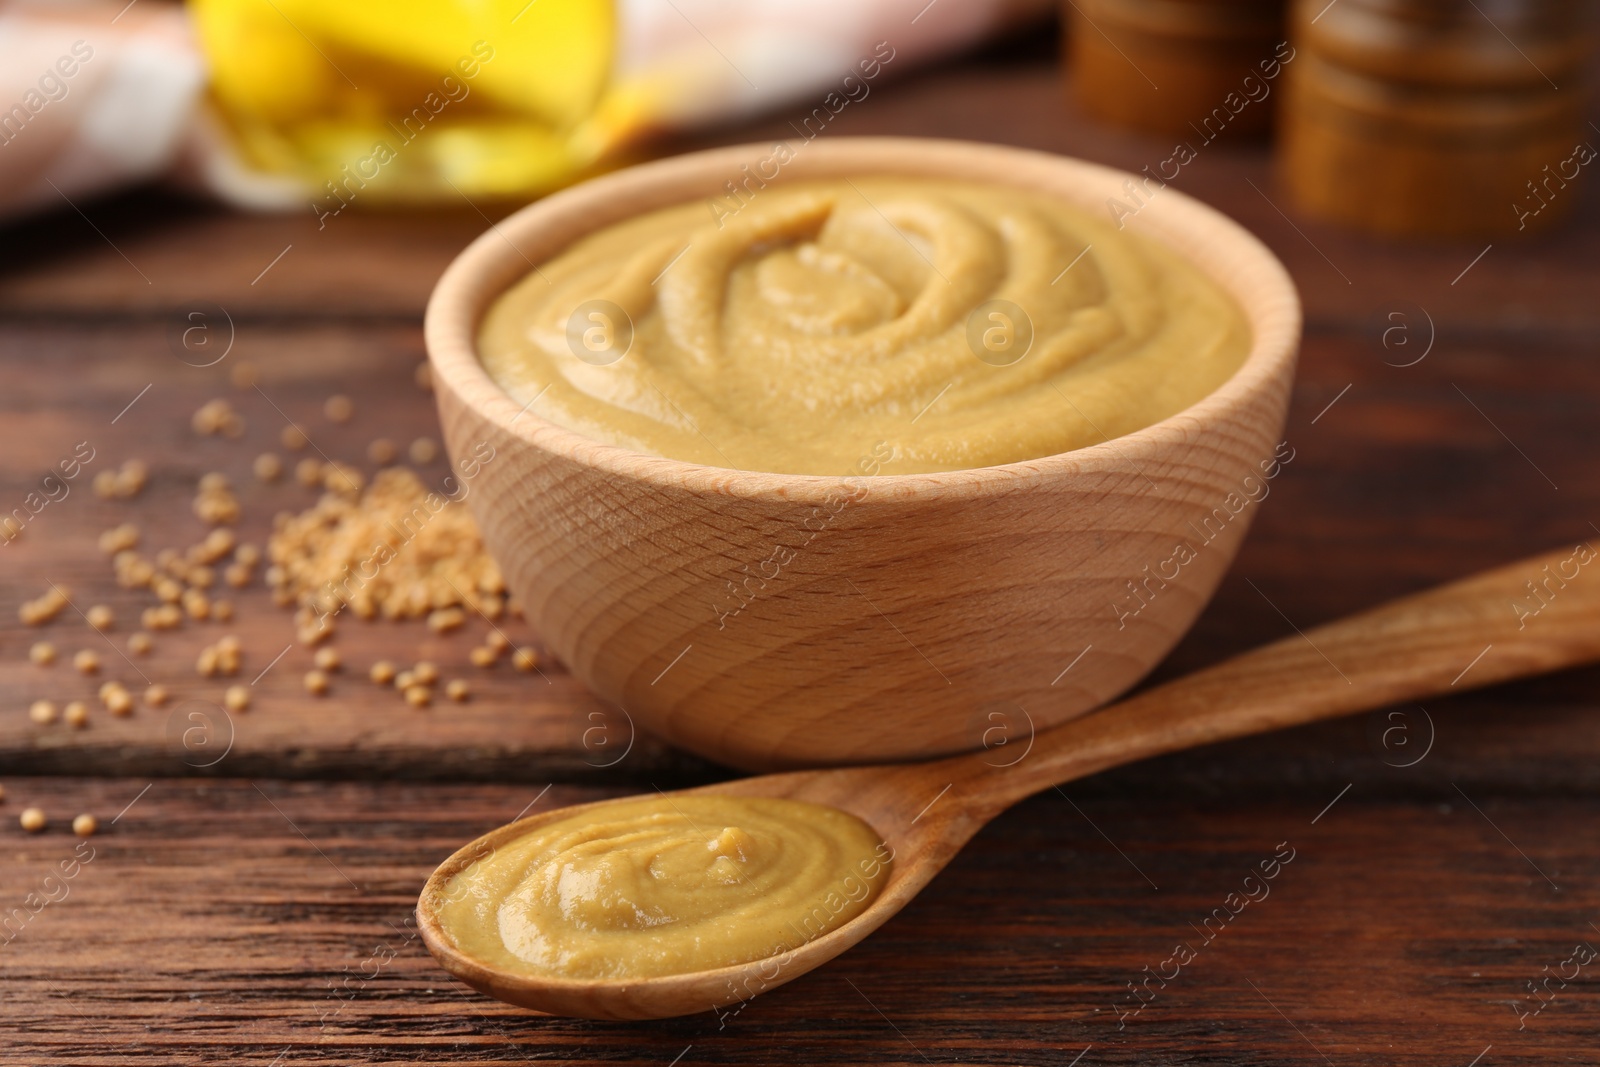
[424,137,1300,771]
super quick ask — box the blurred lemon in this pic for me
[190,0,615,204]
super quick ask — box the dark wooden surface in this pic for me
[3,29,1600,1066]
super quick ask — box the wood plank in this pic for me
[2,67,1596,333]
[3,775,1598,1064]
[2,317,1598,783]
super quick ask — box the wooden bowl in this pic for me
[424,137,1301,771]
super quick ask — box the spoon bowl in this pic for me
[418,543,1600,1019]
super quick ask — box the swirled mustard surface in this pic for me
[433,796,890,980]
[478,178,1250,475]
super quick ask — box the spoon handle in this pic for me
[976,542,1600,809]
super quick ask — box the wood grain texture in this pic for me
[0,30,1597,1063]
[9,775,1600,1064]
[415,542,1600,1020]
[426,137,1300,770]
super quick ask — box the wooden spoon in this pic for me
[417,543,1600,1020]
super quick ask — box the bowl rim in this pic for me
[425,136,1301,505]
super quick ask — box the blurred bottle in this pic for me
[1280,0,1595,237]
[1067,0,1288,139]
[189,0,615,206]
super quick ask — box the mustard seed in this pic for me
[86,605,114,631]
[224,685,250,712]
[408,437,438,464]
[304,669,330,695]
[281,425,308,451]
[512,648,539,672]
[411,661,439,686]
[229,360,259,389]
[72,813,97,837]
[367,438,397,465]
[324,394,353,422]
[404,685,432,707]
[20,808,45,832]
[73,650,100,674]
[144,685,170,708]
[63,702,88,728]
[29,641,56,666]
[427,607,465,634]
[445,679,470,702]
[28,700,57,724]
[128,632,153,656]
[313,647,340,672]
[369,660,396,685]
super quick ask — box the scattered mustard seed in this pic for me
[72,813,97,837]
[485,630,510,654]
[29,641,56,666]
[128,632,153,656]
[73,650,100,675]
[404,685,432,708]
[367,438,397,465]
[213,599,235,622]
[182,589,211,621]
[369,660,396,685]
[86,604,114,631]
[281,424,309,451]
[98,523,140,554]
[28,700,57,725]
[20,807,46,832]
[512,648,539,672]
[295,458,323,487]
[63,702,88,728]
[313,647,341,672]
[229,360,259,388]
[427,607,465,634]
[324,394,354,422]
[445,679,470,703]
[144,685,170,708]
[105,688,134,716]
[469,646,497,669]
[408,437,438,464]
[304,669,330,695]
[224,685,250,712]
[412,661,439,686]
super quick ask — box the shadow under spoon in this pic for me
[418,543,1600,1020]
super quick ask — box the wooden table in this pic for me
[4,33,1600,1066]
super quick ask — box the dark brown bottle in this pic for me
[1068,0,1290,138]
[1280,0,1595,236]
